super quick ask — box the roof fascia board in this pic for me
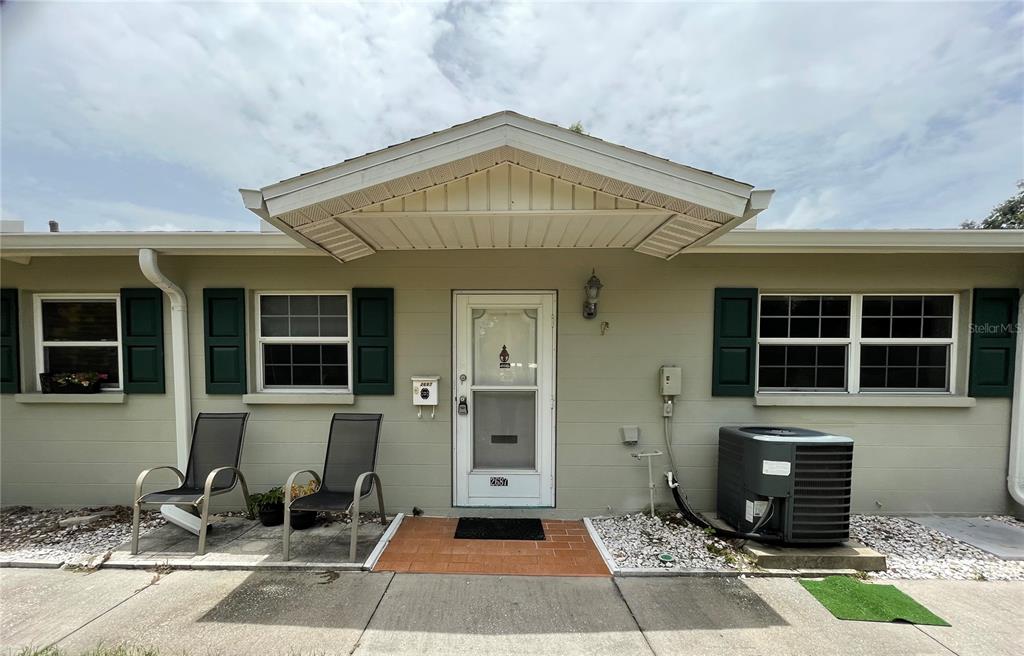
[693,229,1024,253]
[0,232,314,257]
[5,228,1021,256]
[264,126,511,217]
[262,115,513,199]
[502,113,753,197]
[668,191,775,258]
[259,113,755,218]
[503,129,748,217]
[240,188,358,261]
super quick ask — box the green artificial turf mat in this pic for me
[799,576,949,626]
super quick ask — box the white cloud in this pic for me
[775,189,842,230]
[2,1,1022,230]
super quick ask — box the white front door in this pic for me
[453,292,556,507]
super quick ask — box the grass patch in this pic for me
[800,576,949,626]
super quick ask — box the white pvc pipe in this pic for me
[139,249,199,535]
[137,249,192,474]
[1007,290,1024,510]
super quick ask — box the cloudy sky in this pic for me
[2,1,1022,233]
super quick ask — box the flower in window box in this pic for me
[39,371,108,394]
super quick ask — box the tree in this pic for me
[961,181,1024,229]
[568,121,586,135]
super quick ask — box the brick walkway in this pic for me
[372,516,610,576]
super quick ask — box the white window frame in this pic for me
[254,291,352,393]
[756,292,959,395]
[33,293,123,392]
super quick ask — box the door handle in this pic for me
[457,395,469,415]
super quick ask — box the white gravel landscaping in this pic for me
[0,505,165,566]
[590,512,748,571]
[850,515,1024,581]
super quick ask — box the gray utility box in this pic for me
[717,426,854,544]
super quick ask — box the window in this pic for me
[757,293,957,394]
[859,295,955,391]
[34,294,122,390]
[255,293,350,391]
[758,295,851,391]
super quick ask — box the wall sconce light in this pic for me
[583,269,603,320]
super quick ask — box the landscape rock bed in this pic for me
[0,505,165,566]
[850,514,1024,581]
[590,512,748,571]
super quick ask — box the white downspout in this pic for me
[139,249,201,535]
[1008,290,1024,511]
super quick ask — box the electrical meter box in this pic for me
[411,376,440,406]
[659,366,682,396]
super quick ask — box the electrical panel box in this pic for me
[411,376,440,406]
[621,425,640,445]
[659,366,682,396]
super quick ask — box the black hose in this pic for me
[669,482,788,545]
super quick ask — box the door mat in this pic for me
[454,517,545,540]
[800,576,949,626]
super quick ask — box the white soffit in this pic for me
[241,111,773,262]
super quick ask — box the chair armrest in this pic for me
[134,466,185,504]
[285,469,322,508]
[354,471,381,498]
[202,466,249,499]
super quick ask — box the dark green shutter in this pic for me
[0,289,20,394]
[353,288,394,395]
[968,288,1019,398]
[712,288,758,397]
[120,288,165,393]
[204,288,247,394]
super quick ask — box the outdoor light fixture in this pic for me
[582,269,603,319]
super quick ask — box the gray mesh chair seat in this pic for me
[283,413,386,562]
[138,487,211,505]
[289,490,354,512]
[130,413,252,556]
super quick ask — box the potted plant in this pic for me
[289,479,319,530]
[39,372,108,394]
[248,487,285,526]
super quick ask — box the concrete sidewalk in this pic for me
[2,569,1020,656]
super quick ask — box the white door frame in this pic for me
[452,291,557,507]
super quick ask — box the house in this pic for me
[1,111,1022,519]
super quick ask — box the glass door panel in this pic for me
[472,309,538,386]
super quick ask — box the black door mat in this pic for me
[454,517,545,540]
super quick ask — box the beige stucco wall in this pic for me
[2,250,1021,517]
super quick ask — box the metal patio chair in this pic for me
[131,412,252,556]
[283,412,386,562]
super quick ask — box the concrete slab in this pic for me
[895,580,1024,656]
[109,517,385,568]
[616,576,948,656]
[353,573,653,656]
[57,570,393,656]
[0,568,155,651]
[741,541,887,571]
[913,516,1024,560]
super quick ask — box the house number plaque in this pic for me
[489,476,509,487]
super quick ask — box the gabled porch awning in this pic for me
[240,111,773,262]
